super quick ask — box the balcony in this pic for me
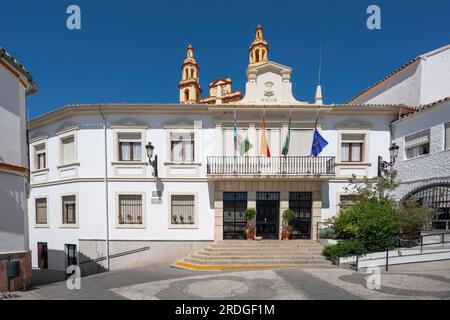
[207,156,335,178]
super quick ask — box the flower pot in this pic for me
[281,229,290,240]
[246,228,255,240]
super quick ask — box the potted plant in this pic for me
[172,214,178,224]
[187,215,193,224]
[127,214,133,224]
[281,209,295,240]
[118,216,124,224]
[179,215,184,224]
[137,216,142,224]
[244,208,257,240]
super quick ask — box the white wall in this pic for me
[392,100,450,200]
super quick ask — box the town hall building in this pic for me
[26,26,428,276]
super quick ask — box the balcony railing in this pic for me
[207,156,335,176]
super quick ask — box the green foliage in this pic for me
[282,209,295,229]
[322,239,366,264]
[244,208,257,220]
[398,201,434,234]
[318,225,336,239]
[327,177,401,255]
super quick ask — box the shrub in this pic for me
[332,206,363,239]
[282,209,295,229]
[318,225,336,239]
[398,201,434,235]
[322,239,366,264]
[244,208,257,220]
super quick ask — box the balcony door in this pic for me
[289,192,312,239]
[223,192,247,239]
[256,192,280,239]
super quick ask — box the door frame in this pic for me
[256,192,280,239]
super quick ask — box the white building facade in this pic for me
[27,26,410,276]
[0,48,37,291]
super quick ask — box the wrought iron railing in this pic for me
[207,156,335,175]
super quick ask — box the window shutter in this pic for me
[405,130,430,148]
[62,136,75,164]
[445,123,450,150]
[36,198,47,224]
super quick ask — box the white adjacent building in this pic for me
[27,26,431,277]
[0,48,37,291]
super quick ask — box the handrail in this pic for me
[79,246,151,265]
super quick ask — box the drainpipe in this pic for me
[99,107,110,271]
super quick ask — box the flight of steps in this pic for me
[175,240,334,270]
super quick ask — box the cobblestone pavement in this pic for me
[9,261,450,300]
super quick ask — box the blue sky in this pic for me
[1,0,449,118]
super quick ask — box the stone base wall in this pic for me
[0,251,32,292]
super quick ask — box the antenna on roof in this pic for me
[315,44,324,105]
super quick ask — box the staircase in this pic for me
[175,240,334,270]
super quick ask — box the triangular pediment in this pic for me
[334,118,373,129]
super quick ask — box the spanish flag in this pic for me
[260,110,271,157]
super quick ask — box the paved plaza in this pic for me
[9,261,450,300]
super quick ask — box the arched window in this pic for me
[262,49,266,60]
[185,68,189,80]
[255,49,260,62]
[184,89,190,101]
[191,68,195,79]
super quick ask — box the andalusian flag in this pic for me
[260,110,271,157]
[281,109,292,156]
[240,135,253,156]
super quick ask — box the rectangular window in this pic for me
[405,130,430,159]
[341,134,364,162]
[37,242,48,269]
[171,133,194,162]
[118,133,142,161]
[445,123,450,150]
[35,198,48,225]
[62,195,77,224]
[339,194,362,212]
[34,144,46,170]
[289,130,314,156]
[171,194,195,225]
[118,194,143,224]
[61,136,76,164]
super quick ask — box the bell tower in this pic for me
[249,24,269,66]
[179,44,201,104]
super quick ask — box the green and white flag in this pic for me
[281,109,292,156]
[240,134,253,156]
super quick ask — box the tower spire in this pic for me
[178,44,201,104]
[249,24,269,65]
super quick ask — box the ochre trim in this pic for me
[0,59,28,89]
[0,162,27,174]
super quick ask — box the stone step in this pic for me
[217,240,318,245]
[197,250,324,257]
[175,260,336,271]
[184,257,332,266]
[203,248,323,254]
[210,244,323,249]
[190,254,328,261]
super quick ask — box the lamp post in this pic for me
[145,142,158,178]
[377,143,400,178]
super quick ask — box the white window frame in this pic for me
[168,131,196,163]
[445,122,450,151]
[168,192,198,229]
[112,128,146,164]
[34,196,49,228]
[60,193,79,228]
[30,138,48,173]
[404,129,430,160]
[115,192,146,229]
[337,130,370,164]
[57,129,78,168]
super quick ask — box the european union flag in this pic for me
[311,126,328,157]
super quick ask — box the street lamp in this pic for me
[145,142,158,178]
[378,143,399,178]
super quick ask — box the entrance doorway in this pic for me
[289,192,312,239]
[256,192,280,239]
[223,192,247,239]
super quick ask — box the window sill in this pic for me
[34,224,50,228]
[111,161,147,165]
[164,162,201,166]
[402,154,431,162]
[336,162,371,166]
[57,162,80,169]
[31,168,49,174]
[169,224,198,229]
[116,224,146,229]
[60,224,79,229]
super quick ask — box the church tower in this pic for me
[249,24,269,66]
[179,44,201,104]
